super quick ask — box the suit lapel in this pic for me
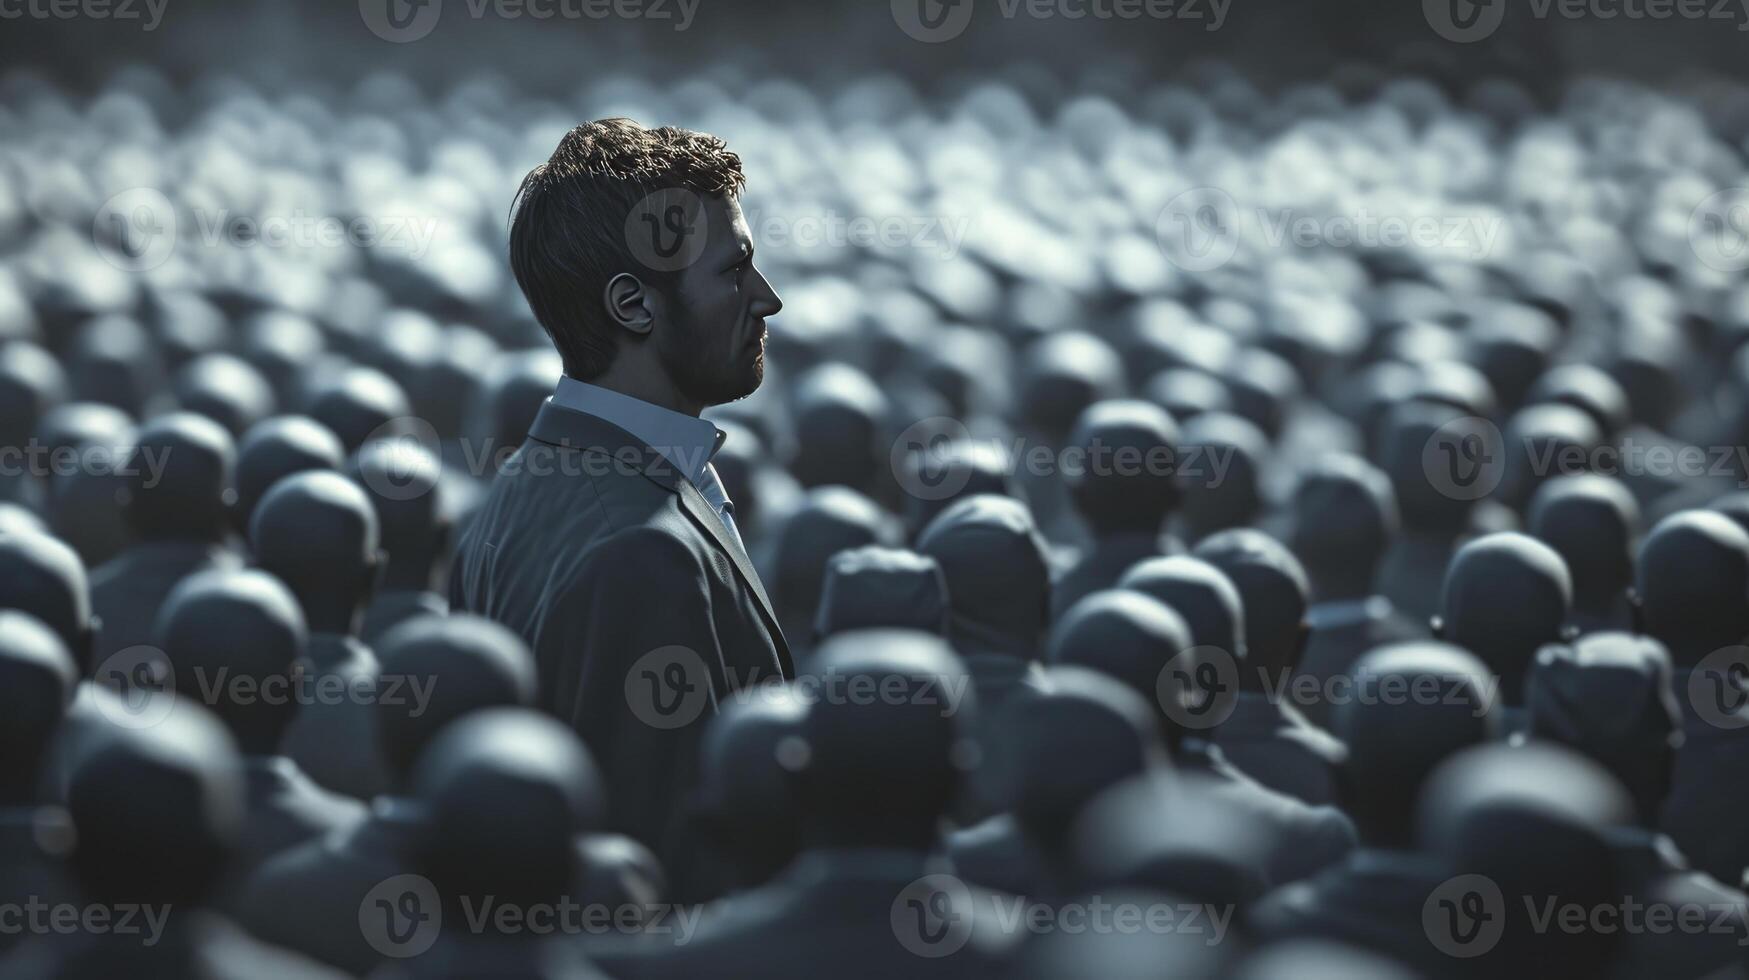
[527,399,793,673]
[674,478,789,664]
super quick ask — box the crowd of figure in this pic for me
[1,61,1749,979]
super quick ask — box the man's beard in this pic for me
[658,306,764,408]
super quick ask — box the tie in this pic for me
[694,461,747,554]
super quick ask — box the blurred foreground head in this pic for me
[509,118,782,412]
[0,530,94,674]
[788,630,974,850]
[248,470,380,636]
[0,611,78,805]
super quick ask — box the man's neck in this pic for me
[583,367,701,417]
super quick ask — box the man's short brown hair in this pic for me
[508,118,745,379]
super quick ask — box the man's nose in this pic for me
[750,269,783,317]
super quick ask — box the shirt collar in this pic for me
[551,377,725,485]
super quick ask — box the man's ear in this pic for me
[604,273,656,336]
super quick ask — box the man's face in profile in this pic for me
[655,194,781,408]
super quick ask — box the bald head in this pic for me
[249,470,380,634]
[899,437,1019,536]
[1334,642,1500,847]
[174,353,275,438]
[1174,412,1264,544]
[156,568,307,753]
[1195,530,1308,677]
[790,363,889,495]
[1048,590,1195,744]
[917,494,1052,659]
[122,412,235,542]
[0,611,78,805]
[1528,364,1630,439]
[374,614,537,785]
[0,341,67,448]
[347,439,447,590]
[1065,400,1180,536]
[0,531,93,673]
[1527,475,1638,615]
[1288,454,1398,599]
[1119,555,1245,660]
[1635,511,1749,665]
[813,546,949,641]
[773,486,896,642]
[413,709,604,907]
[1499,404,1603,512]
[67,703,243,906]
[234,415,345,535]
[792,630,974,848]
[303,365,412,454]
[1019,332,1124,439]
[692,685,808,887]
[1440,533,1572,704]
[1007,665,1166,849]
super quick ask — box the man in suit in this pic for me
[451,119,791,879]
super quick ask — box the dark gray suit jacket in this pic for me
[450,400,792,876]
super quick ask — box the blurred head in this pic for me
[374,614,538,789]
[1527,364,1630,440]
[1065,400,1180,537]
[917,494,1052,659]
[412,709,605,909]
[120,412,235,542]
[789,363,888,496]
[1498,403,1603,513]
[899,436,1020,537]
[813,546,950,641]
[303,365,412,454]
[155,569,307,754]
[509,118,781,412]
[1334,642,1500,847]
[1018,332,1124,440]
[789,630,974,850]
[1439,533,1572,704]
[1526,632,1680,824]
[1287,454,1399,601]
[0,341,67,450]
[1047,590,1194,747]
[470,349,563,470]
[691,685,808,889]
[233,415,345,536]
[772,486,897,644]
[67,703,244,907]
[1526,475,1639,615]
[1195,529,1309,682]
[1378,401,1481,534]
[0,611,78,805]
[1634,511,1749,665]
[1174,411,1265,544]
[347,439,448,591]
[173,353,275,438]
[0,531,94,674]
[1118,556,1245,663]
[248,470,381,635]
[1005,666,1167,852]
[1418,743,1633,978]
